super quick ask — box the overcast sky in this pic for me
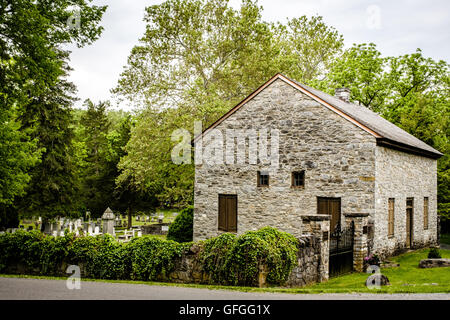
[66,0,450,110]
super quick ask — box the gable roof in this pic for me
[194,73,443,159]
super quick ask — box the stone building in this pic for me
[193,73,442,259]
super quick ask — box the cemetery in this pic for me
[1,208,180,243]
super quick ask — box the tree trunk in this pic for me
[127,205,133,229]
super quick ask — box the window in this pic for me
[388,198,395,237]
[423,197,429,230]
[218,194,237,232]
[257,171,269,187]
[292,171,305,188]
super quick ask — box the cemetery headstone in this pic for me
[88,223,93,235]
[102,207,116,235]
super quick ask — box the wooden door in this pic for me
[218,194,237,232]
[406,198,414,248]
[317,197,341,232]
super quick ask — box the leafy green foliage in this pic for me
[167,206,194,242]
[280,15,344,83]
[199,226,299,286]
[0,0,106,208]
[0,227,298,287]
[323,43,449,224]
[113,0,344,207]
[127,236,186,281]
[15,64,81,220]
[78,100,113,217]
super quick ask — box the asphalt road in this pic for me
[0,277,449,300]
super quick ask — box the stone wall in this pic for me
[141,223,171,235]
[194,78,376,241]
[286,235,323,287]
[374,146,438,258]
[3,235,326,288]
[166,234,326,288]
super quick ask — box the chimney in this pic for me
[335,88,350,103]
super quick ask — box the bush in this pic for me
[200,226,299,286]
[0,226,299,287]
[166,206,193,243]
[127,236,186,280]
[428,247,441,259]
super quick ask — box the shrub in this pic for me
[428,247,441,259]
[200,233,237,283]
[167,206,193,243]
[199,226,299,286]
[0,226,299,287]
[127,236,186,280]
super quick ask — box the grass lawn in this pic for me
[1,248,448,294]
[295,248,450,293]
[441,233,450,245]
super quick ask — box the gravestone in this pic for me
[43,222,52,235]
[88,223,94,236]
[102,207,115,235]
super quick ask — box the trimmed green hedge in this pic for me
[0,226,299,286]
[166,206,193,243]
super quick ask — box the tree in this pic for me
[114,0,344,208]
[79,100,113,217]
[16,60,81,220]
[0,104,39,205]
[112,115,159,228]
[278,15,344,83]
[323,43,450,226]
[0,0,106,214]
[320,43,388,113]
